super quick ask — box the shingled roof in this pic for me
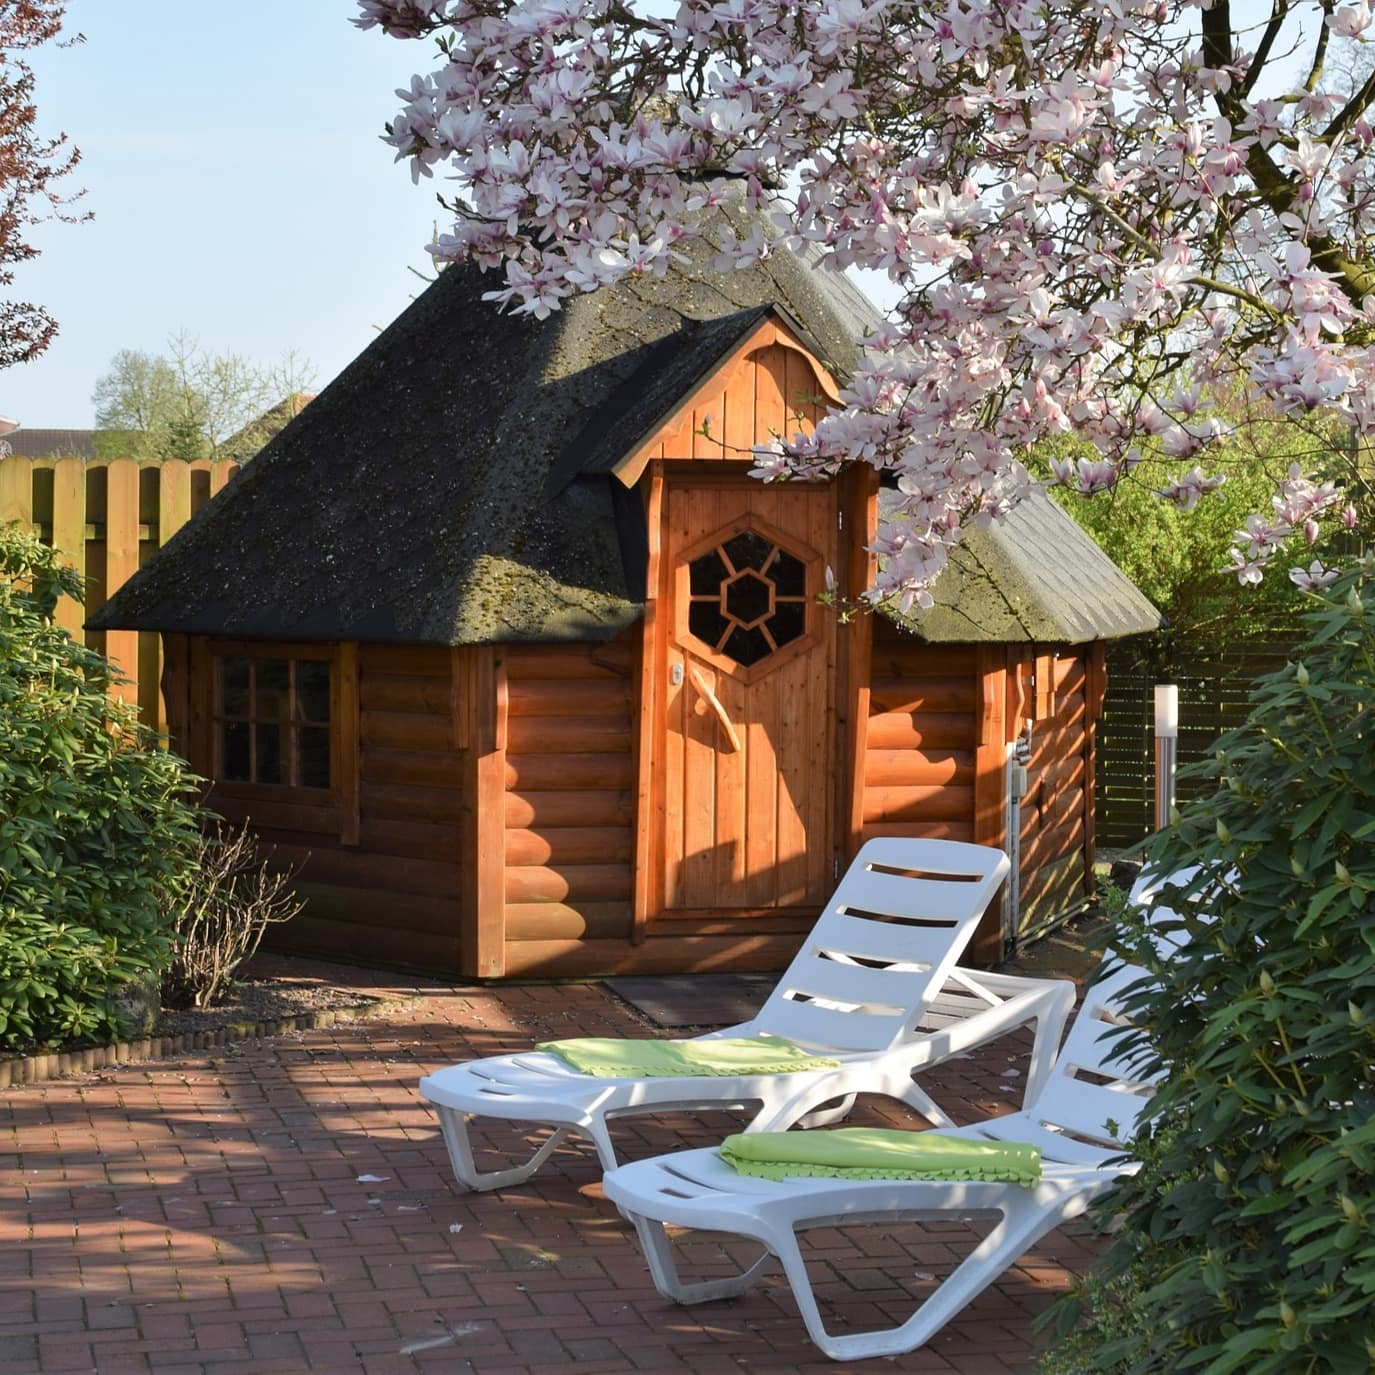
[882,486,1163,644]
[93,204,878,646]
[93,200,1159,649]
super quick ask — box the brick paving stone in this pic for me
[0,957,1105,1374]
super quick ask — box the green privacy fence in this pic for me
[1097,637,1300,847]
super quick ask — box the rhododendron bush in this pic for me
[359,0,1372,606]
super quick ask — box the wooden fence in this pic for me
[0,455,239,732]
[1097,638,1300,847]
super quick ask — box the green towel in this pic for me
[719,1128,1042,1185]
[535,1034,841,1077]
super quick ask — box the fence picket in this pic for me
[0,452,240,733]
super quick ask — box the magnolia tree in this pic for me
[358,0,1372,606]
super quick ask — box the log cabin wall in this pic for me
[1008,644,1100,940]
[500,636,638,977]
[163,635,470,974]
[861,623,980,847]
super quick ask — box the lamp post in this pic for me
[1154,683,1178,831]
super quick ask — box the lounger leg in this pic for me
[436,1107,579,1192]
[770,1194,1084,1361]
[629,1215,777,1305]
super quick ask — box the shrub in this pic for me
[161,823,304,1010]
[0,524,201,1050]
[1047,560,1375,1373]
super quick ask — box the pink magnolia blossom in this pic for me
[360,0,1374,601]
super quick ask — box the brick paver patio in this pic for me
[0,963,1107,1373]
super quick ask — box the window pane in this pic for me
[772,550,806,597]
[722,624,771,667]
[722,530,773,572]
[688,600,730,650]
[221,721,250,781]
[256,659,290,720]
[297,727,331,789]
[219,658,250,716]
[770,600,806,648]
[296,660,331,723]
[256,723,283,785]
[688,547,727,594]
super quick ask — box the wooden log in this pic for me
[335,643,360,846]
[268,843,460,899]
[868,677,977,715]
[504,863,634,905]
[504,641,634,679]
[360,781,467,825]
[359,817,462,862]
[504,788,634,830]
[271,902,464,975]
[209,794,342,836]
[358,644,453,678]
[504,901,633,942]
[500,933,804,979]
[861,784,976,823]
[504,827,635,867]
[870,640,978,678]
[505,714,633,755]
[861,749,974,789]
[360,674,456,715]
[361,708,458,753]
[506,678,632,717]
[361,746,465,789]
[863,711,977,751]
[504,752,634,791]
[859,819,976,845]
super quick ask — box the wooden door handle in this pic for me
[688,666,742,752]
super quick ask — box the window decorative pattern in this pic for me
[216,657,331,788]
[686,530,807,668]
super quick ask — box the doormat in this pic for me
[604,974,776,1029]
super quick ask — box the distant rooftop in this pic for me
[3,428,97,459]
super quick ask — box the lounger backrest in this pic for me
[1027,960,1159,1148]
[753,838,1010,1054]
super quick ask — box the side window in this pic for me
[215,655,331,789]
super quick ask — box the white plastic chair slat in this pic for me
[756,997,910,1054]
[1032,1077,1153,1146]
[769,957,930,1012]
[797,912,958,966]
[831,869,991,923]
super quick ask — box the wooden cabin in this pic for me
[94,217,1160,979]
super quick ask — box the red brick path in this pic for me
[0,966,1105,1373]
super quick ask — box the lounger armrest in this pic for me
[938,968,1077,1106]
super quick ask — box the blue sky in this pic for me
[7,2,441,427]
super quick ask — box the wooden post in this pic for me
[160,634,192,757]
[632,467,665,943]
[1083,643,1106,901]
[50,457,87,640]
[971,646,1009,964]
[464,646,507,978]
[102,459,140,708]
[335,643,361,846]
[840,468,877,860]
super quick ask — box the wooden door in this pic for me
[647,472,839,922]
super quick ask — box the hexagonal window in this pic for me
[686,532,807,667]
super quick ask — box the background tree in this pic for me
[91,333,314,462]
[0,0,86,369]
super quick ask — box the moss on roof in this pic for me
[878,487,1163,644]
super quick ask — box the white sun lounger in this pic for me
[420,838,1076,1191]
[602,958,1157,1361]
